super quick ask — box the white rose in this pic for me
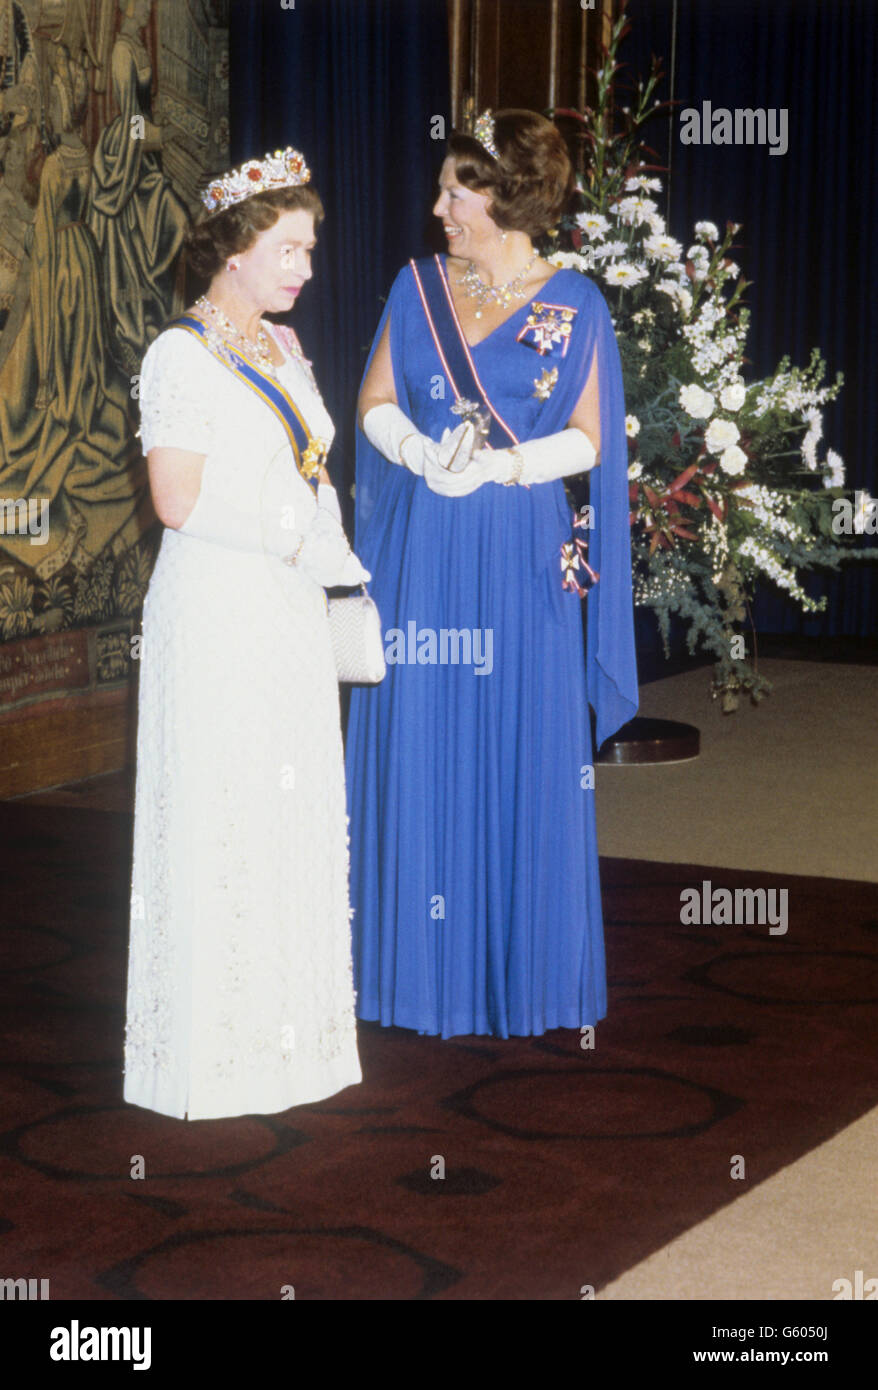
[719,444,748,475]
[719,383,747,412]
[625,415,641,438]
[628,462,643,480]
[679,384,715,419]
[705,418,741,453]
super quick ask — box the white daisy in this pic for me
[591,240,630,261]
[546,250,593,273]
[575,212,611,238]
[603,262,648,287]
[823,450,845,488]
[643,233,684,263]
[694,221,720,242]
[613,196,659,226]
[626,415,641,437]
[656,279,693,315]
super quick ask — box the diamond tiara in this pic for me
[473,110,498,159]
[201,146,311,214]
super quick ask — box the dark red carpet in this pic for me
[1,800,877,1299]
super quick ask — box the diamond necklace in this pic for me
[458,251,540,319]
[194,296,277,373]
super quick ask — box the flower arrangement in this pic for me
[547,4,876,710]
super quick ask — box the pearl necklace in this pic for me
[194,296,277,373]
[458,251,540,319]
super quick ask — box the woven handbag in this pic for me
[327,584,386,684]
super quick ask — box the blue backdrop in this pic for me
[229,0,450,521]
[624,0,876,638]
[229,0,875,641]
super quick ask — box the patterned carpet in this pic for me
[1,800,877,1300]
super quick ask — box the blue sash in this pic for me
[409,256,520,449]
[169,313,326,493]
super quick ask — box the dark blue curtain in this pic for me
[226,0,873,640]
[229,0,450,506]
[624,0,877,638]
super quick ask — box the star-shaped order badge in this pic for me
[516,301,577,357]
[560,511,599,597]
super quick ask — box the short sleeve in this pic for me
[138,328,215,455]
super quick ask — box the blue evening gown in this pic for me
[346,256,637,1038]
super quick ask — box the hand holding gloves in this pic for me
[362,402,478,476]
[422,427,598,497]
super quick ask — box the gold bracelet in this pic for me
[502,447,525,486]
[283,533,307,567]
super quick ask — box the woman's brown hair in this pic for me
[185,184,325,280]
[448,109,574,238]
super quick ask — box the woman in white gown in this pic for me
[124,148,368,1120]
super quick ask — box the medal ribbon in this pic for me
[169,313,325,493]
[409,256,520,448]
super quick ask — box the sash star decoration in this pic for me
[516,302,576,357]
[202,147,311,214]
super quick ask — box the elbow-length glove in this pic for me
[362,402,478,476]
[179,476,370,587]
[423,427,598,497]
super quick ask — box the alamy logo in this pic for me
[679,102,789,156]
[384,623,494,675]
[0,1276,49,1299]
[680,880,788,935]
[832,492,878,535]
[832,1270,878,1300]
[0,497,49,545]
[50,1320,151,1370]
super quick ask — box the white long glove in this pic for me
[362,401,477,476]
[423,427,598,497]
[179,477,370,587]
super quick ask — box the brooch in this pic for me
[516,301,576,357]
[533,367,558,400]
[450,396,490,441]
[301,436,329,480]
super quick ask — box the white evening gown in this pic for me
[124,323,362,1120]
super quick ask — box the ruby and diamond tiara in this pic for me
[201,146,311,214]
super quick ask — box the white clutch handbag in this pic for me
[327,584,386,684]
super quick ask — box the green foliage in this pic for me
[549,4,874,708]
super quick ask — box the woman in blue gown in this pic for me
[346,110,637,1039]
